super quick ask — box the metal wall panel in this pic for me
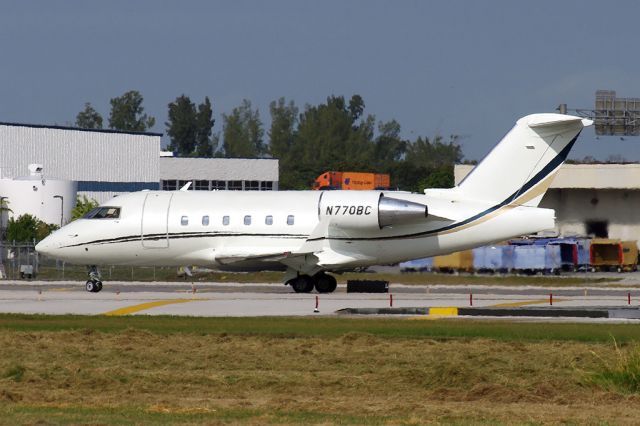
[159,158,279,181]
[0,125,160,182]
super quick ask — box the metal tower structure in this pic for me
[558,90,640,136]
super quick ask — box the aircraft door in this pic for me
[141,192,173,248]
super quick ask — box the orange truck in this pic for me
[312,171,390,190]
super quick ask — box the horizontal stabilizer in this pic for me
[527,116,593,129]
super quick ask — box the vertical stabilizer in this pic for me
[457,113,592,207]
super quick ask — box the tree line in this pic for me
[76,91,464,192]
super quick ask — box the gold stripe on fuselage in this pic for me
[435,170,559,237]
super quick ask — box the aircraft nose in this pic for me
[35,236,56,257]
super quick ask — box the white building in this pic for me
[0,122,280,206]
[0,122,161,203]
[455,163,640,245]
[0,164,77,228]
[160,157,279,191]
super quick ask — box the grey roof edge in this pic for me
[160,156,278,161]
[0,121,163,137]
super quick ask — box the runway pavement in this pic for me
[1,280,640,321]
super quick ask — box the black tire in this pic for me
[314,273,337,293]
[290,276,314,293]
[95,281,103,292]
[85,280,95,292]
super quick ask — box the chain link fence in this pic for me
[0,241,184,281]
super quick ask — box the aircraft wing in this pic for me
[215,204,455,272]
[214,250,303,266]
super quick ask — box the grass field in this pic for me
[2,314,640,425]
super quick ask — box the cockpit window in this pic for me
[83,207,121,219]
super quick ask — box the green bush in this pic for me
[6,214,58,242]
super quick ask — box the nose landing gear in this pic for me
[86,266,103,293]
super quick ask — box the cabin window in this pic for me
[260,181,274,191]
[244,215,252,225]
[265,215,273,225]
[181,216,189,226]
[287,215,295,225]
[83,207,121,219]
[202,215,209,226]
[223,216,230,226]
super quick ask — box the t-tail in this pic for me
[457,113,593,207]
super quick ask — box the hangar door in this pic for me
[141,192,173,248]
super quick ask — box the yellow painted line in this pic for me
[103,299,203,316]
[491,298,567,308]
[429,307,458,316]
[408,307,459,320]
[47,287,73,292]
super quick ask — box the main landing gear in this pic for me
[287,272,337,294]
[86,265,103,293]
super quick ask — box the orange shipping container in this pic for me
[312,171,390,190]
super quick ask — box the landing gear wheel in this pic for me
[314,273,337,293]
[289,275,314,293]
[86,265,103,293]
[85,280,102,293]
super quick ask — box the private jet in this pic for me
[36,113,593,293]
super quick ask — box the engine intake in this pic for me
[318,191,428,230]
[378,196,428,228]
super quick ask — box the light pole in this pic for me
[53,195,63,227]
[0,196,7,240]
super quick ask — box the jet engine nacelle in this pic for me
[318,191,428,230]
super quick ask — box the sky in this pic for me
[1,0,639,162]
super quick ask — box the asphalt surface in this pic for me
[1,280,640,321]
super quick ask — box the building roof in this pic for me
[455,163,640,190]
[0,121,163,137]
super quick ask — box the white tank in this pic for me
[0,164,78,227]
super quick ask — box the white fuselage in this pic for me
[36,189,555,272]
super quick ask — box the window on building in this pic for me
[181,216,189,226]
[162,180,177,191]
[178,180,193,190]
[260,181,273,191]
[195,180,209,191]
[287,215,295,225]
[245,180,260,190]
[228,180,243,190]
[265,215,273,225]
[202,215,209,226]
[222,216,230,226]
[211,180,226,190]
[586,220,608,238]
[244,215,251,225]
